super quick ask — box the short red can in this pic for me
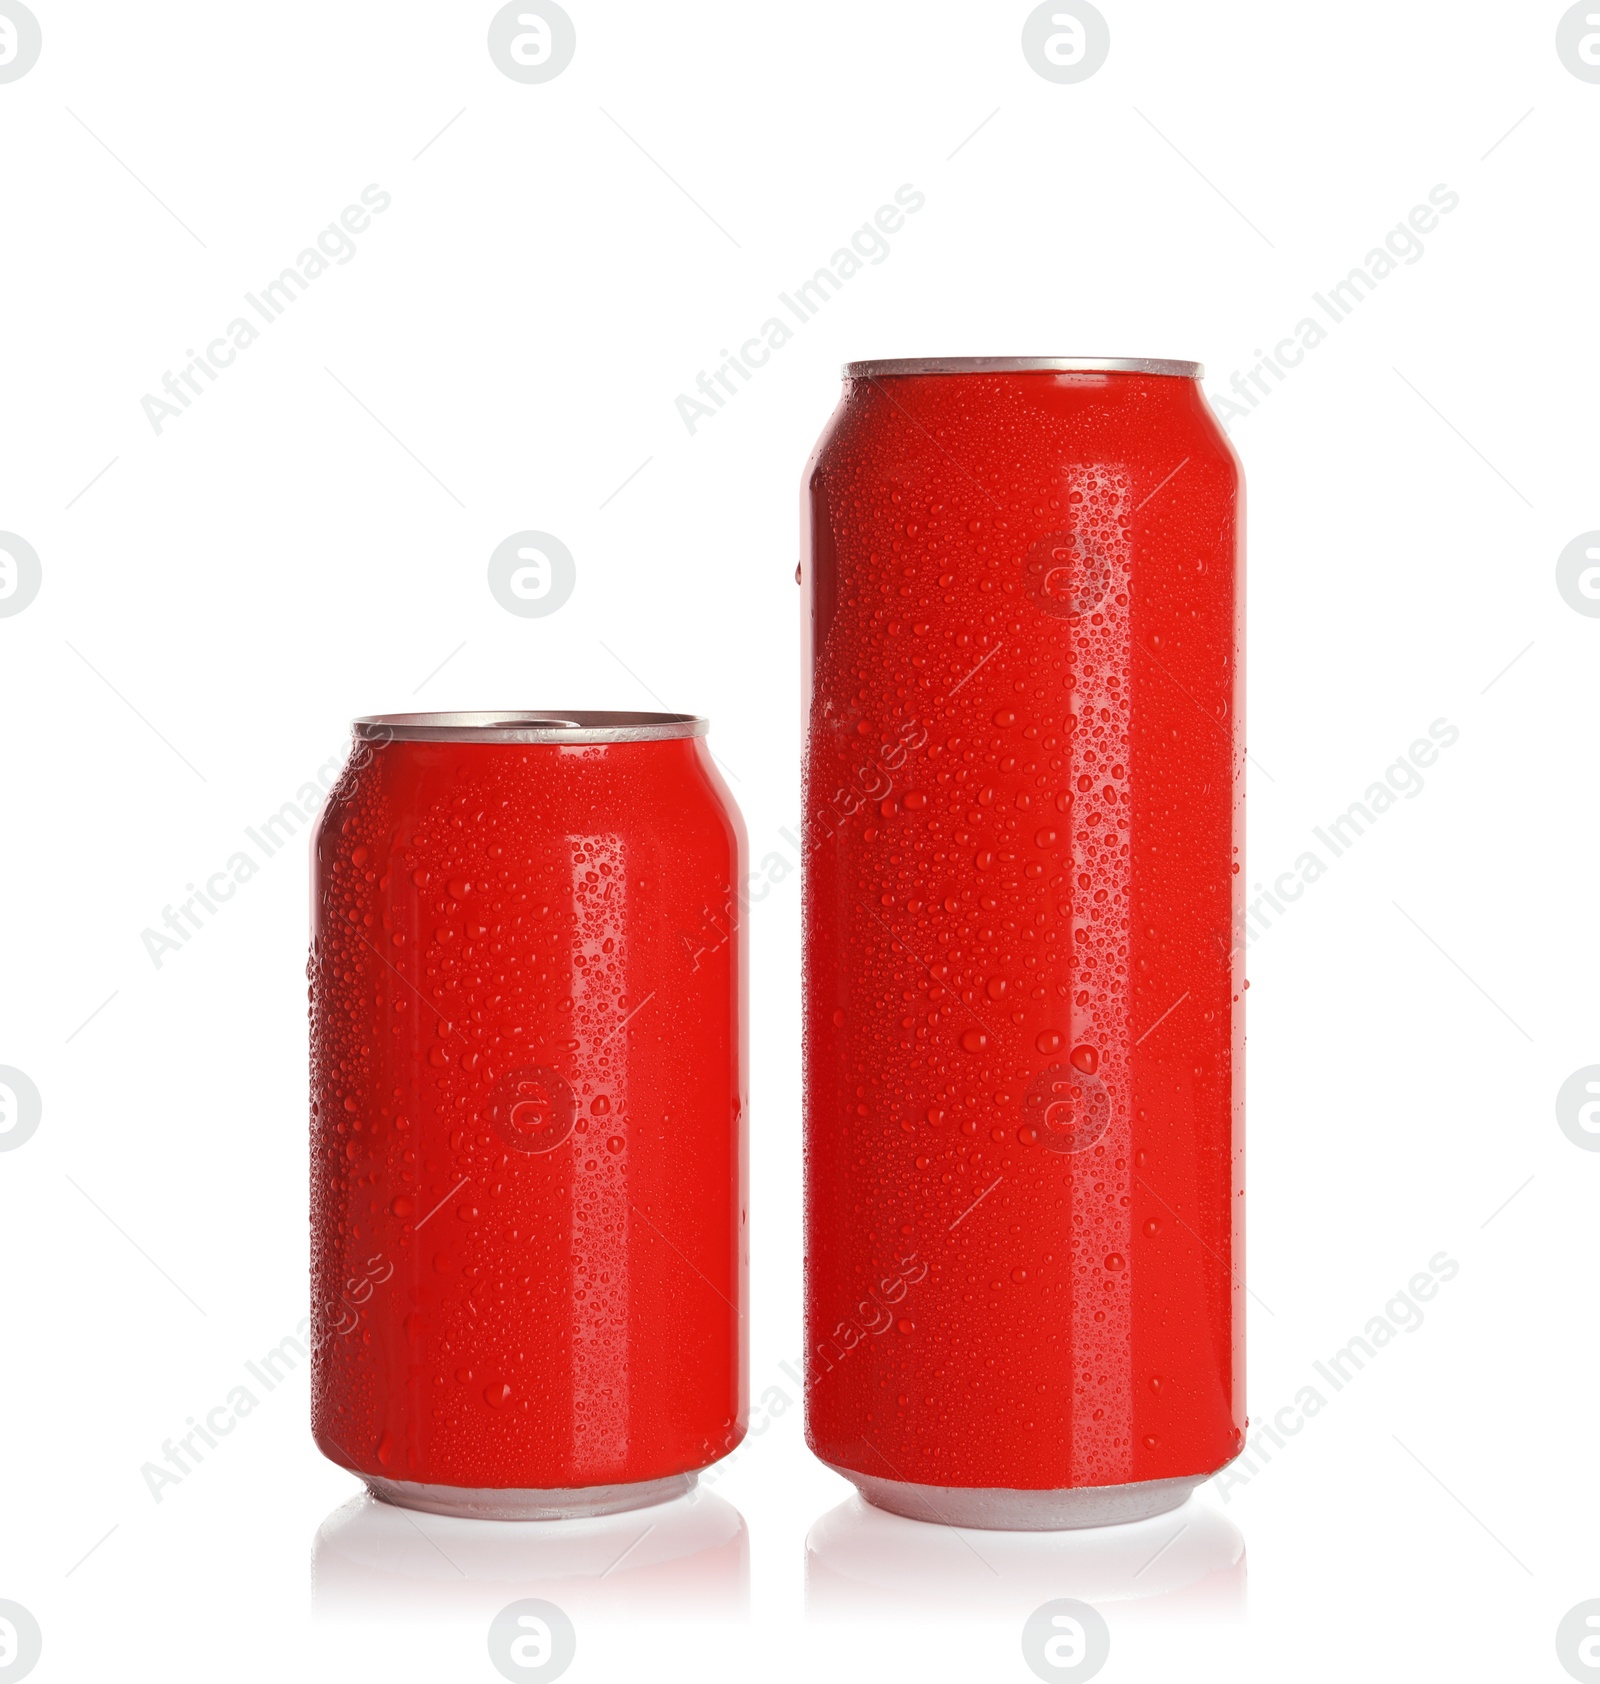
[310,711,747,1519]
[801,358,1245,1527]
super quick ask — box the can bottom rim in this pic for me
[364,1470,696,1522]
[825,1463,1207,1531]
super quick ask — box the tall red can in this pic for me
[310,711,747,1519]
[801,358,1244,1527]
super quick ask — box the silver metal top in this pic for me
[353,711,708,744]
[844,356,1203,379]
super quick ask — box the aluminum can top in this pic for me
[842,356,1203,379]
[352,710,707,744]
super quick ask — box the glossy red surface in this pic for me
[802,370,1245,1490]
[310,734,747,1490]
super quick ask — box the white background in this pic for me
[1,3,1595,1680]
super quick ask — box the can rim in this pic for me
[352,711,708,744]
[844,356,1204,379]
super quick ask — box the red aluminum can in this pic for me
[801,358,1244,1527]
[310,711,747,1519]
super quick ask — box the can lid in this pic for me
[844,356,1204,379]
[353,711,708,744]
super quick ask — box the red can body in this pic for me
[310,713,747,1506]
[802,361,1244,1509]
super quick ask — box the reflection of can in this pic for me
[801,359,1245,1528]
[311,712,747,1519]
